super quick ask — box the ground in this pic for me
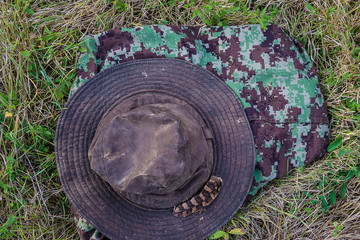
[0,0,359,239]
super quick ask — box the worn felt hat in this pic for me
[56,58,256,239]
[57,24,330,240]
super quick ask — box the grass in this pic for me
[0,0,359,239]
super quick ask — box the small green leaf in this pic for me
[114,0,127,12]
[333,221,344,237]
[355,166,360,178]
[327,137,343,152]
[21,51,30,57]
[338,148,352,157]
[44,26,52,34]
[209,230,228,239]
[352,47,360,59]
[303,191,312,198]
[26,8,35,15]
[319,196,328,209]
[303,207,313,214]
[229,228,245,235]
[340,183,347,199]
[7,215,17,226]
[203,19,211,25]
[327,161,333,168]
[330,190,336,205]
[344,170,355,182]
[193,9,200,17]
[336,224,344,231]
[305,3,314,12]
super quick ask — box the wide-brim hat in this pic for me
[55,58,256,239]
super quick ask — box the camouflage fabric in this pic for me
[69,24,330,239]
[70,206,109,240]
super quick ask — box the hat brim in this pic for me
[55,59,255,239]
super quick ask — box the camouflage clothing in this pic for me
[71,206,109,240]
[69,24,330,239]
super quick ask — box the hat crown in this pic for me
[88,94,214,209]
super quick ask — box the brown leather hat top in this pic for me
[88,93,213,208]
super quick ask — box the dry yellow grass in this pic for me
[0,0,359,239]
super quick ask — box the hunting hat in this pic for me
[57,24,330,240]
[56,58,256,239]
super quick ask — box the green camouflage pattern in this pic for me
[69,24,330,239]
[71,205,109,240]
